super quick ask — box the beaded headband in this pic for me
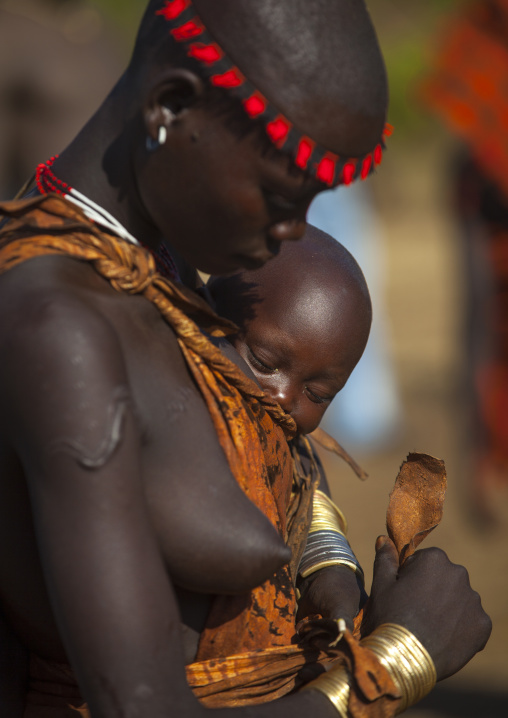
[156,0,392,187]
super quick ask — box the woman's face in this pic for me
[136,104,323,275]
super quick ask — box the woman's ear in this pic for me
[143,69,204,143]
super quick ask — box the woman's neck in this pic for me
[47,85,199,290]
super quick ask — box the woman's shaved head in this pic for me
[132,0,388,157]
[195,0,387,156]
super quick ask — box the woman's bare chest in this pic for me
[113,301,288,598]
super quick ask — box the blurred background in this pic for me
[0,0,507,716]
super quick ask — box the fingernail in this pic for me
[376,535,387,550]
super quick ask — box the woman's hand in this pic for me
[362,536,492,681]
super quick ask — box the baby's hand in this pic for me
[296,564,366,631]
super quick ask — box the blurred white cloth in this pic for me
[308,183,401,451]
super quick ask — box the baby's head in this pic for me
[208,225,372,434]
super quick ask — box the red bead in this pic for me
[361,154,373,180]
[35,164,45,194]
[295,138,314,169]
[187,42,222,64]
[35,156,73,197]
[316,156,336,185]
[156,0,190,21]
[243,93,267,118]
[374,144,383,165]
[342,162,356,185]
[211,68,244,88]
[266,116,291,147]
[170,19,204,41]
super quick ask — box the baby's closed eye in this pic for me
[246,345,278,374]
[304,386,335,404]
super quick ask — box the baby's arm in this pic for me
[296,440,366,630]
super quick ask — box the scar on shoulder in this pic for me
[48,386,131,469]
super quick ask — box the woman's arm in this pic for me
[2,295,199,716]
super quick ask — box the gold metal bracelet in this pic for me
[299,557,364,579]
[310,490,348,535]
[361,624,437,713]
[299,490,364,580]
[300,623,436,716]
[301,664,351,717]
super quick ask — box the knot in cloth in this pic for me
[95,243,156,294]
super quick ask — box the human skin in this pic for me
[0,1,491,716]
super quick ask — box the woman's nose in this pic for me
[267,218,306,243]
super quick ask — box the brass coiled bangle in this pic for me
[362,624,437,712]
[301,623,436,716]
[298,490,364,581]
[302,664,351,717]
[311,489,348,534]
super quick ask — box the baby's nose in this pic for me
[270,384,297,417]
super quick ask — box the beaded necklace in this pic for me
[35,156,181,282]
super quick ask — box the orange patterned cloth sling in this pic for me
[0,194,323,714]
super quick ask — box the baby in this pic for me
[208,224,372,436]
[208,224,372,628]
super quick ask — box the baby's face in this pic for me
[231,290,367,435]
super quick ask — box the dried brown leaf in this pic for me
[386,452,447,565]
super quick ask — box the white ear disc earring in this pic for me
[146,125,168,153]
[158,125,167,145]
